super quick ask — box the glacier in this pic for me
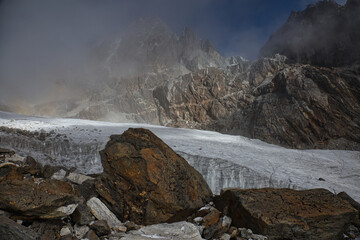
[0,111,359,202]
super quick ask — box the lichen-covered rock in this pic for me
[96,128,213,225]
[215,188,359,240]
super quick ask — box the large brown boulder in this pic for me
[214,188,359,240]
[0,176,78,218]
[96,128,212,225]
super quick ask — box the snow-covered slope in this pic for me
[0,111,359,202]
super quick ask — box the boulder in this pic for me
[84,229,100,240]
[96,128,212,225]
[86,197,122,229]
[0,177,78,218]
[30,219,63,240]
[74,224,90,239]
[0,216,40,240]
[71,203,94,225]
[60,226,72,236]
[19,156,42,177]
[338,191,360,216]
[0,164,23,181]
[215,188,358,240]
[40,203,78,219]
[89,220,111,236]
[117,221,203,240]
[66,172,94,185]
[51,169,67,181]
[74,178,98,201]
[202,208,221,228]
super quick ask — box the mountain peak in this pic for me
[125,16,174,40]
[259,0,360,67]
[180,27,198,45]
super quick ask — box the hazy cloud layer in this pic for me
[0,0,348,103]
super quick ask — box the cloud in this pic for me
[1,0,342,104]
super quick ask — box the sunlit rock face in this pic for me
[154,56,360,150]
[259,0,360,67]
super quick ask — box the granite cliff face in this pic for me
[154,56,360,150]
[259,0,360,67]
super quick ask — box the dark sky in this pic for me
[0,0,347,102]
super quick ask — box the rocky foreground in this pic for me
[1,128,360,240]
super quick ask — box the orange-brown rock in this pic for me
[0,177,78,218]
[202,208,221,228]
[96,128,212,225]
[214,188,359,240]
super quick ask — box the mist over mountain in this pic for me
[259,0,360,66]
[95,17,225,79]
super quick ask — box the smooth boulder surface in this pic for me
[215,188,358,240]
[96,128,213,225]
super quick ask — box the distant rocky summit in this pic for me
[259,0,360,67]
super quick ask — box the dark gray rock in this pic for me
[74,178,98,201]
[71,203,93,226]
[0,216,40,240]
[30,219,63,240]
[89,220,111,237]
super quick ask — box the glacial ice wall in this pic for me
[1,111,359,201]
[0,129,104,173]
[180,152,303,194]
